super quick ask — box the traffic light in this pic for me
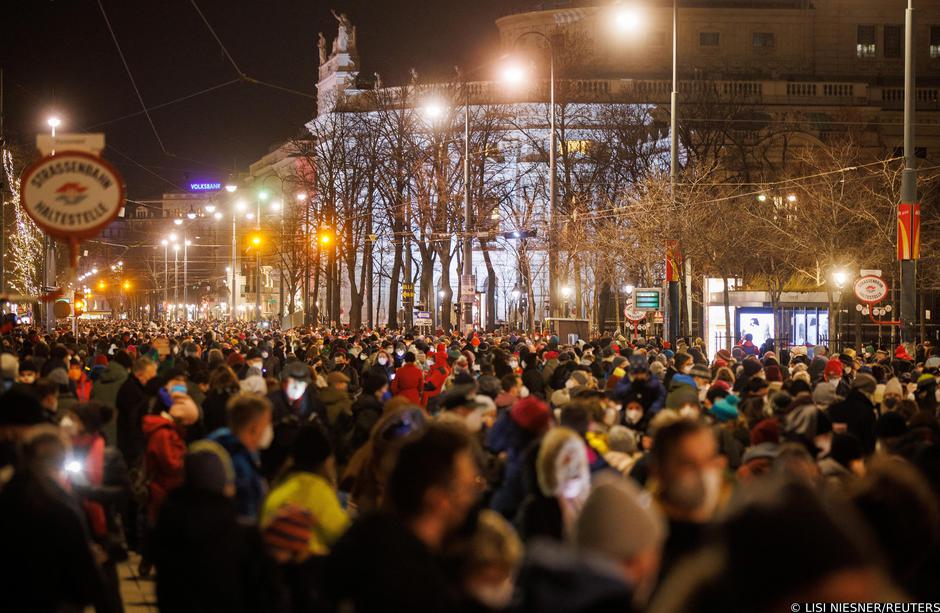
[248,232,263,248]
[73,291,86,317]
[317,229,334,246]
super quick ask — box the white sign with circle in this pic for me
[20,151,125,240]
[624,306,646,322]
[853,275,888,304]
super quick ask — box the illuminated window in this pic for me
[930,26,940,58]
[857,25,876,58]
[565,140,593,155]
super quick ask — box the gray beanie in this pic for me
[607,425,637,455]
[575,475,666,561]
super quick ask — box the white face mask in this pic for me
[626,408,643,424]
[679,406,699,420]
[465,409,483,433]
[60,416,79,438]
[509,360,518,369]
[396,349,404,357]
[377,357,388,366]
[519,386,530,398]
[286,380,308,401]
[259,423,274,449]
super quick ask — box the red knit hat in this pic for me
[510,396,551,434]
[823,358,843,379]
[94,354,109,366]
[750,418,780,445]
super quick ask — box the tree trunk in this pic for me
[480,240,497,331]
[388,238,403,329]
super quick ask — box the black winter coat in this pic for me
[115,375,152,466]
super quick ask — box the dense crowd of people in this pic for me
[1,319,939,612]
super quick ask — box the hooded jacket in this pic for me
[143,413,187,520]
[91,360,129,444]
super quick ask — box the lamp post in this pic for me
[255,191,266,322]
[504,32,556,319]
[173,243,180,321]
[833,270,847,348]
[511,287,521,331]
[160,239,169,319]
[562,285,572,318]
[183,238,191,321]
[231,199,246,322]
[47,116,61,138]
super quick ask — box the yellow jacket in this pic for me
[261,472,350,555]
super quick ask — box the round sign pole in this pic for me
[19,149,125,329]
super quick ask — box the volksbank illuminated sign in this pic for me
[189,182,221,191]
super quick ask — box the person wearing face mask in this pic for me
[614,354,666,417]
[650,419,725,583]
[827,372,878,456]
[332,350,360,397]
[880,376,904,414]
[573,475,667,610]
[238,348,266,381]
[369,350,395,387]
[209,393,273,525]
[15,358,39,386]
[141,375,199,526]
[262,362,325,481]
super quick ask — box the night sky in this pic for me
[3,0,519,199]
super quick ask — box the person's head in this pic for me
[245,348,264,371]
[19,425,68,484]
[185,440,236,498]
[133,356,157,386]
[537,427,591,502]
[291,423,335,482]
[628,354,650,381]
[386,423,480,548]
[500,374,521,397]
[576,475,666,604]
[651,419,722,522]
[363,370,389,399]
[34,378,59,415]
[227,393,273,452]
[163,368,187,395]
[208,365,239,393]
[1,353,19,382]
[62,401,113,439]
[281,361,312,401]
[830,433,865,477]
[16,359,38,384]
[326,371,350,392]
[376,350,391,367]
[455,510,522,610]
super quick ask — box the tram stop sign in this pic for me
[20,150,125,241]
[624,306,646,322]
[853,275,888,304]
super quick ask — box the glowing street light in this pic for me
[173,218,183,226]
[423,100,445,120]
[295,193,307,202]
[235,200,247,212]
[501,63,527,86]
[213,212,223,220]
[832,270,848,288]
[169,233,178,242]
[225,183,238,193]
[270,200,282,212]
[205,204,216,214]
[122,280,131,290]
[258,189,269,201]
[47,116,62,137]
[612,4,644,33]
[757,194,768,202]
[787,194,798,203]
[624,284,635,295]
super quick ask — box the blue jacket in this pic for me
[208,428,266,523]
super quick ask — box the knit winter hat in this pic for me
[851,373,877,395]
[741,358,763,378]
[262,504,316,561]
[823,359,844,380]
[883,377,903,398]
[575,474,665,560]
[510,396,552,434]
[710,394,740,423]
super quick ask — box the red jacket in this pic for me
[391,363,424,405]
[423,358,451,407]
[142,414,186,521]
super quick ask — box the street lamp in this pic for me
[47,116,61,137]
[225,183,238,193]
[160,239,169,317]
[504,30,557,318]
[832,270,847,288]
[205,204,216,214]
[173,243,181,321]
[173,218,183,226]
[611,3,644,33]
[562,285,573,318]
[183,239,192,321]
[625,284,635,295]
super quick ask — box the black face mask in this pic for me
[883,396,899,409]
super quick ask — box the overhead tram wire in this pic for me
[187,0,317,100]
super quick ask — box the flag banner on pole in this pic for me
[897,203,920,261]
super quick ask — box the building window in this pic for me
[857,25,876,58]
[752,32,775,48]
[700,32,720,47]
[931,26,940,58]
[884,25,903,58]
